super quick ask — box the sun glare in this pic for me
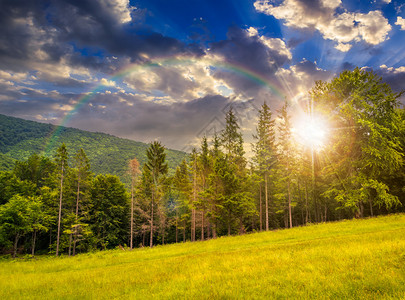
[294,115,327,149]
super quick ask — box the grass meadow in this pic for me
[0,214,404,299]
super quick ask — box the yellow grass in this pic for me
[1,214,404,299]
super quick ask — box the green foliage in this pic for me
[146,141,168,184]
[252,102,277,174]
[311,68,403,215]
[0,171,36,205]
[13,154,56,188]
[89,174,129,249]
[0,195,47,257]
[0,153,15,172]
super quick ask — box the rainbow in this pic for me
[43,55,286,154]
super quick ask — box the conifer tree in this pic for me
[197,136,210,240]
[55,143,68,256]
[253,102,276,231]
[173,159,192,242]
[221,107,254,234]
[128,158,140,249]
[72,148,91,255]
[276,102,294,228]
[145,141,168,247]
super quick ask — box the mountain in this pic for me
[0,114,187,178]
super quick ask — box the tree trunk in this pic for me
[32,230,37,257]
[359,201,364,218]
[73,173,80,256]
[68,232,72,256]
[265,173,269,231]
[207,220,211,239]
[175,219,178,243]
[228,210,231,236]
[130,179,134,249]
[13,233,20,258]
[150,198,154,248]
[259,183,262,231]
[192,156,197,242]
[56,160,64,256]
[369,199,374,217]
[142,226,145,247]
[201,211,204,241]
[288,180,292,228]
[191,209,196,242]
[183,220,186,243]
[161,212,165,245]
[305,182,309,224]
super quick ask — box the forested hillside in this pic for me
[0,114,186,177]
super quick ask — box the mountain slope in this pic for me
[0,114,187,177]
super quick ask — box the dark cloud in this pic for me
[209,26,291,99]
[287,37,305,48]
[0,0,203,74]
[366,67,405,101]
[339,62,356,72]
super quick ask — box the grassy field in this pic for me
[0,214,404,299]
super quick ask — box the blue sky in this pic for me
[0,0,404,152]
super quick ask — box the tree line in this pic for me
[0,68,404,257]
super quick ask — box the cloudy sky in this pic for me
[1,0,404,153]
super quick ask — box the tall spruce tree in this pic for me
[276,102,294,228]
[253,102,276,231]
[72,148,91,255]
[55,143,68,256]
[221,107,254,234]
[128,158,140,249]
[145,141,168,247]
[173,159,192,242]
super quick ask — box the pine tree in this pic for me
[173,159,192,242]
[220,107,254,234]
[252,102,276,231]
[145,141,168,247]
[55,143,68,256]
[72,148,91,255]
[128,158,140,249]
[276,102,294,228]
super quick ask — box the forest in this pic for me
[0,68,404,257]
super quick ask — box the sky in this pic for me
[1,0,405,153]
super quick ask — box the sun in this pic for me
[294,115,327,149]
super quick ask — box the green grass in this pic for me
[1,214,404,299]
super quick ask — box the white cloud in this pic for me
[99,0,133,24]
[396,16,405,30]
[254,0,392,51]
[100,78,116,87]
[335,42,352,52]
[380,64,405,73]
[123,57,227,102]
[0,70,28,81]
[355,11,391,45]
[246,27,292,60]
